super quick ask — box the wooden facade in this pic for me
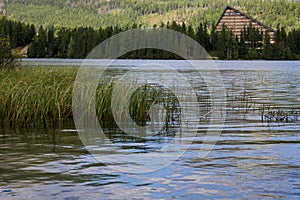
[215,6,275,43]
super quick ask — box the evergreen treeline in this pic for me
[0,17,34,68]
[2,0,300,30]
[0,17,35,49]
[210,24,300,60]
[0,15,299,60]
[27,21,300,60]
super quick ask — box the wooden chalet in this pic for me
[215,6,275,43]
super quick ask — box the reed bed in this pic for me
[260,105,300,124]
[93,82,180,128]
[3,67,299,127]
[0,67,180,127]
[226,87,300,124]
[128,84,180,126]
[0,67,77,126]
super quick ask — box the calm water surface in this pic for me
[1,60,300,199]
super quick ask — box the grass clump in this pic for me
[0,67,77,126]
[0,67,180,127]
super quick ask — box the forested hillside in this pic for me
[0,0,299,30]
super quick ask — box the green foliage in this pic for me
[29,26,47,58]
[0,36,16,70]
[0,16,34,69]
[0,16,35,48]
[1,0,299,30]
[0,67,179,126]
[0,67,77,125]
[196,23,210,50]
[25,19,300,60]
[1,7,299,60]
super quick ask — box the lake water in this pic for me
[1,60,300,199]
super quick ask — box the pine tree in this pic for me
[181,21,187,35]
[263,30,274,60]
[203,23,210,51]
[36,26,47,58]
[210,27,217,51]
[239,29,247,59]
[56,27,71,58]
[67,36,75,58]
[187,25,195,40]
[216,24,227,59]
[46,26,56,57]
[196,23,204,47]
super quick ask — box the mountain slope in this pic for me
[1,0,299,30]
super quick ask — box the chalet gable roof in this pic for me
[216,5,274,32]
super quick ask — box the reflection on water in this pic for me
[1,61,300,199]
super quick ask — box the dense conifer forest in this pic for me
[0,0,299,60]
[1,15,299,60]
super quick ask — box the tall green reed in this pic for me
[0,67,180,127]
[0,67,77,126]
